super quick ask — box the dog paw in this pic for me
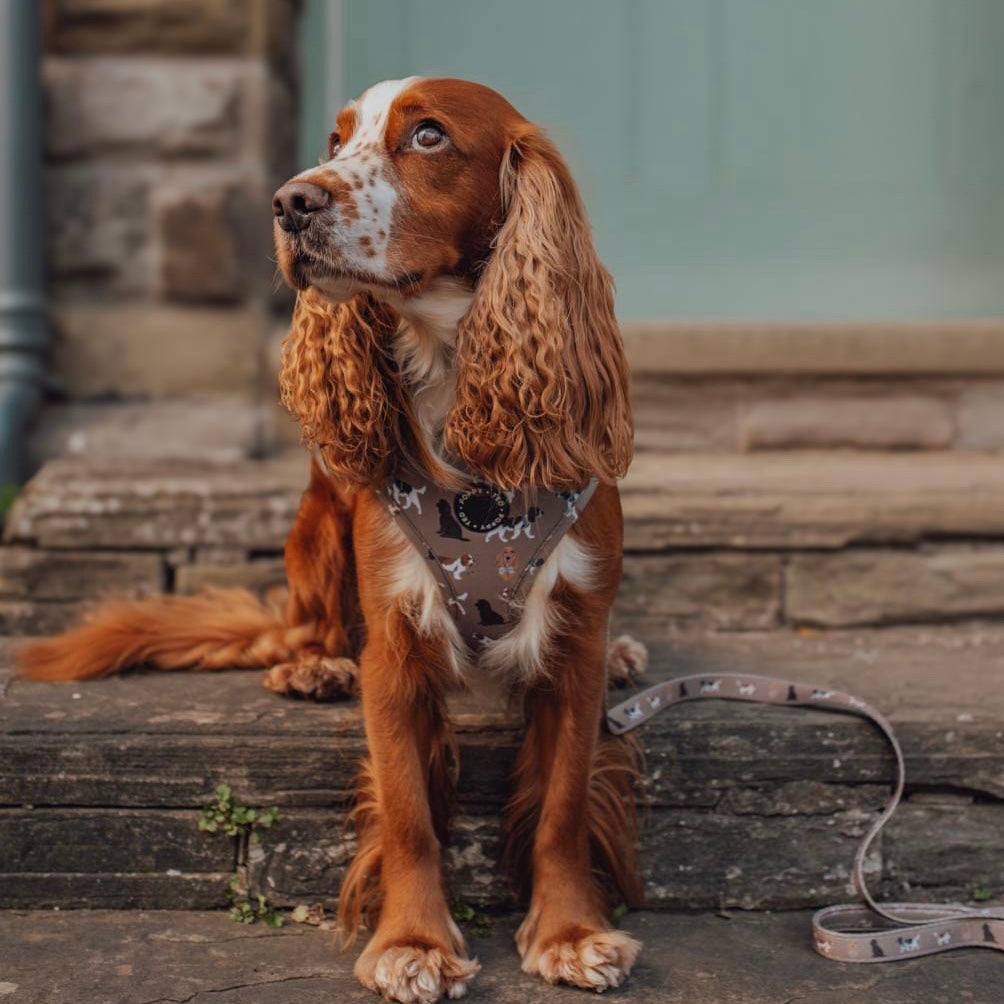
[262,654,358,701]
[606,634,648,689]
[356,944,479,1003]
[522,929,641,992]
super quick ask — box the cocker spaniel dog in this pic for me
[21,78,645,1002]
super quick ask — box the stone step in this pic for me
[2,624,1002,914]
[0,908,998,1004]
[7,452,1004,635]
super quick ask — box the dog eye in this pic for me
[327,131,341,158]
[412,123,447,151]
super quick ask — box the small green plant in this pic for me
[199,783,283,927]
[972,886,994,903]
[198,783,280,842]
[451,898,494,939]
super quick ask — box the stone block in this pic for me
[28,400,266,467]
[50,304,262,399]
[175,558,286,596]
[740,393,954,450]
[786,546,1004,627]
[0,600,87,636]
[631,377,739,452]
[0,547,163,602]
[957,382,1004,449]
[46,58,244,159]
[47,163,152,296]
[44,0,254,55]
[617,553,781,630]
[157,184,245,303]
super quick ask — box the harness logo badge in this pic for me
[453,483,510,533]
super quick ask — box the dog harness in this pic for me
[379,471,597,650]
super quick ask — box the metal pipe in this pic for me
[0,0,47,485]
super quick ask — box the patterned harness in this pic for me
[379,471,597,650]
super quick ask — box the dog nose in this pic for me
[272,181,330,232]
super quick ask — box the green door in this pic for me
[301,0,1004,322]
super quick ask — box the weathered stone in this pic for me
[0,547,163,601]
[622,451,1004,550]
[175,558,286,596]
[44,0,255,55]
[786,547,1004,627]
[0,808,230,875]
[740,394,954,450]
[157,184,245,303]
[45,58,243,159]
[28,400,266,467]
[617,553,780,630]
[630,378,739,452]
[46,163,152,296]
[0,873,227,911]
[0,601,88,636]
[3,909,1002,1004]
[50,304,262,399]
[957,382,1004,449]
[883,801,1004,904]
[3,457,305,551]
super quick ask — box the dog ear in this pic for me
[445,126,633,492]
[279,288,439,485]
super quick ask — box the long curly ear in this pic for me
[445,127,633,492]
[279,288,430,485]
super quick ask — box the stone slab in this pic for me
[28,400,267,468]
[786,547,1004,627]
[740,393,954,450]
[622,451,1004,549]
[12,451,1004,555]
[0,548,163,602]
[0,908,1001,1004]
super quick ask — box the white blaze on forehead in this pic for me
[299,76,421,281]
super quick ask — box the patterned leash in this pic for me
[606,672,1004,962]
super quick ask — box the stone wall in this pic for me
[42,0,299,401]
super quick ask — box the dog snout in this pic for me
[272,181,330,233]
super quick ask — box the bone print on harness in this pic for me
[380,472,598,650]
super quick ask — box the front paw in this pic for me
[519,924,641,992]
[355,942,480,1003]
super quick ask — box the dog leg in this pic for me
[346,628,478,1003]
[511,616,642,992]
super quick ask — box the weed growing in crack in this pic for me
[450,898,494,938]
[198,783,283,927]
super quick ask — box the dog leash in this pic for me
[606,672,1004,962]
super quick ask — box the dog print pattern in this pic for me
[380,472,598,650]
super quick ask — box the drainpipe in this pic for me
[0,0,47,485]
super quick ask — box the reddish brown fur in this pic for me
[21,78,643,999]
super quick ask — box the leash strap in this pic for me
[606,672,1004,962]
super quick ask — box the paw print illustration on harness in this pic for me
[737,681,757,696]
[439,553,475,581]
[436,498,470,541]
[624,702,643,721]
[476,599,507,626]
[700,679,721,694]
[390,478,427,514]
[897,936,920,954]
[935,931,952,947]
[485,506,543,542]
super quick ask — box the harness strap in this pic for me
[607,672,1004,962]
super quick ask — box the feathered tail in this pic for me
[17,587,317,682]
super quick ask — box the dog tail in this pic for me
[17,587,316,682]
